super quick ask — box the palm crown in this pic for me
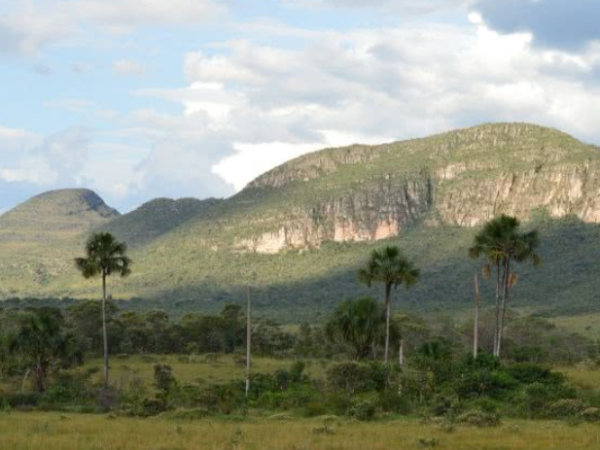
[75,232,132,279]
[469,215,541,267]
[358,246,420,289]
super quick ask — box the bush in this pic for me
[454,369,517,400]
[327,362,391,394]
[41,373,92,405]
[430,393,458,417]
[549,399,585,419]
[457,409,500,427]
[303,400,328,417]
[582,407,600,422]
[379,390,412,415]
[506,363,565,386]
[349,398,377,421]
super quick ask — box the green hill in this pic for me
[1,123,600,321]
[100,197,222,248]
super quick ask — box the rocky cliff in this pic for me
[234,123,600,253]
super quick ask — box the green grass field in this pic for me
[79,355,329,387]
[1,412,599,450]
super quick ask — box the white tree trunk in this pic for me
[245,285,252,398]
[473,273,480,359]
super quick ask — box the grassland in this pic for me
[78,355,329,387]
[1,412,600,450]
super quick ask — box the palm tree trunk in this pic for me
[102,271,109,390]
[496,258,511,357]
[493,261,501,356]
[384,283,392,364]
[473,273,480,359]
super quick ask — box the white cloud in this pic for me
[73,0,226,29]
[0,0,226,54]
[0,127,89,186]
[290,0,472,14]
[213,130,392,191]
[44,98,96,112]
[0,126,41,151]
[140,20,600,192]
[112,59,146,77]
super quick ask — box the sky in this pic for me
[1,0,600,213]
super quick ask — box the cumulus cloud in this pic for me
[292,0,470,14]
[3,0,600,212]
[112,59,147,77]
[0,0,226,54]
[0,127,89,186]
[472,0,600,51]
[138,19,600,192]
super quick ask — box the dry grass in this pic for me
[1,412,600,450]
[559,366,600,388]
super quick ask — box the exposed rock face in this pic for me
[236,124,600,253]
[238,176,433,253]
[436,163,600,227]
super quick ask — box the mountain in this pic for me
[0,188,118,242]
[1,123,600,322]
[0,189,119,294]
[100,197,222,248]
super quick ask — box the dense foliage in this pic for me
[0,300,599,424]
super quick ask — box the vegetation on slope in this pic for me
[0,123,599,324]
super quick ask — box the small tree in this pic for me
[358,246,420,364]
[325,297,384,360]
[11,309,82,392]
[75,232,131,389]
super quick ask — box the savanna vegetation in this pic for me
[2,214,600,449]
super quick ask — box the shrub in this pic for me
[549,399,585,419]
[430,392,458,417]
[506,363,565,386]
[349,398,377,421]
[457,409,500,427]
[379,390,412,415]
[327,362,374,394]
[303,400,328,417]
[327,362,391,394]
[582,407,600,422]
[453,368,517,400]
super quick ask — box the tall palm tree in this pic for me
[469,215,510,354]
[75,232,131,389]
[469,215,540,357]
[357,246,420,364]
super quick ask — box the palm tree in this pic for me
[357,246,420,364]
[469,215,540,356]
[11,309,82,392]
[75,232,131,389]
[325,297,384,360]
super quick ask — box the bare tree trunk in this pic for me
[245,285,252,399]
[474,273,480,359]
[384,283,392,364]
[398,338,404,368]
[102,272,109,390]
[21,368,31,393]
[35,358,45,393]
[496,259,510,358]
